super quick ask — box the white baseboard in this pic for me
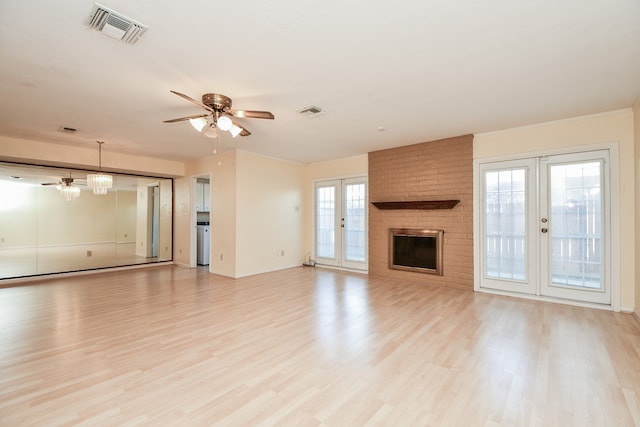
[234,264,302,279]
[173,262,191,269]
[476,288,615,312]
[0,261,174,287]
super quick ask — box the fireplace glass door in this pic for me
[315,177,367,270]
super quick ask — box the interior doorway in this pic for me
[190,174,211,269]
[147,184,159,258]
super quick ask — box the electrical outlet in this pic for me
[220,253,223,261]
[86,250,92,257]
[280,250,285,257]
[124,233,127,238]
[179,248,182,254]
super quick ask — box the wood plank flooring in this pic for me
[1,265,639,426]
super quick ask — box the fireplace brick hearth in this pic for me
[368,134,473,290]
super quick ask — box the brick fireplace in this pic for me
[368,134,473,290]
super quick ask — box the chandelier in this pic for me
[86,141,113,195]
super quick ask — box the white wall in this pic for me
[235,151,305,277]
[474,109,636,310]
[302,154,369,259]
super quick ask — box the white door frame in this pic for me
[473,142,620,311]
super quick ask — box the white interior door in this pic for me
[315,178,367,270]
[479,150,611,305]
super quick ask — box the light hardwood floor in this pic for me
[1,265,639,426]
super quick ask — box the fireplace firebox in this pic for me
[389,228,444,275]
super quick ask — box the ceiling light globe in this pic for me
[217,116,232,131]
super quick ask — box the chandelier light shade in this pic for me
[58,184,80,201]
[86,174,112,194]
[86,141,113,195]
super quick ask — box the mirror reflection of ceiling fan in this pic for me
[41,173,86,201]
[163,91,274,138]
[41,177,85,187]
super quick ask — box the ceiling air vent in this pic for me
[58,126,78,133]
[296,105,326,117]
[87,3,147,45]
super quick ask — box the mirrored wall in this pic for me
[0,162,172,280]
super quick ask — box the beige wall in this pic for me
[0,182,37,248]
[185,150,237,277]
[0,136,185,177]
[0,183,133,248]
[172,176,191,267]
[303,154,368,259]
[474,109,636,310]
[182,150,304,278]
[634,104,640,320]
[236,151,305,277]
[116,190,137,244]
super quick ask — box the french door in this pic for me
[315,177,367,270]
[479,150,611,305]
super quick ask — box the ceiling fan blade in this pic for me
[231,110,274,120]
[163,114,209,123]
[169,90,215,113]
[41,182,60,186]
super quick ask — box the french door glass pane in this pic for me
[316,186,335,258]
[549,162,602,289]
[484,169,527,280]
[344,183,366,262]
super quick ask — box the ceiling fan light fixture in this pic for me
[217,115,232,131]
[229,124,242,138]
[203,125,218,139]
[58,184,81,201]
[189,117,208,132]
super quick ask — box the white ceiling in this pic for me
[1,1,639,165]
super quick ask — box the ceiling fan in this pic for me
[41,176,85,187]
[41,173,85,201]
[163,90,275,138]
